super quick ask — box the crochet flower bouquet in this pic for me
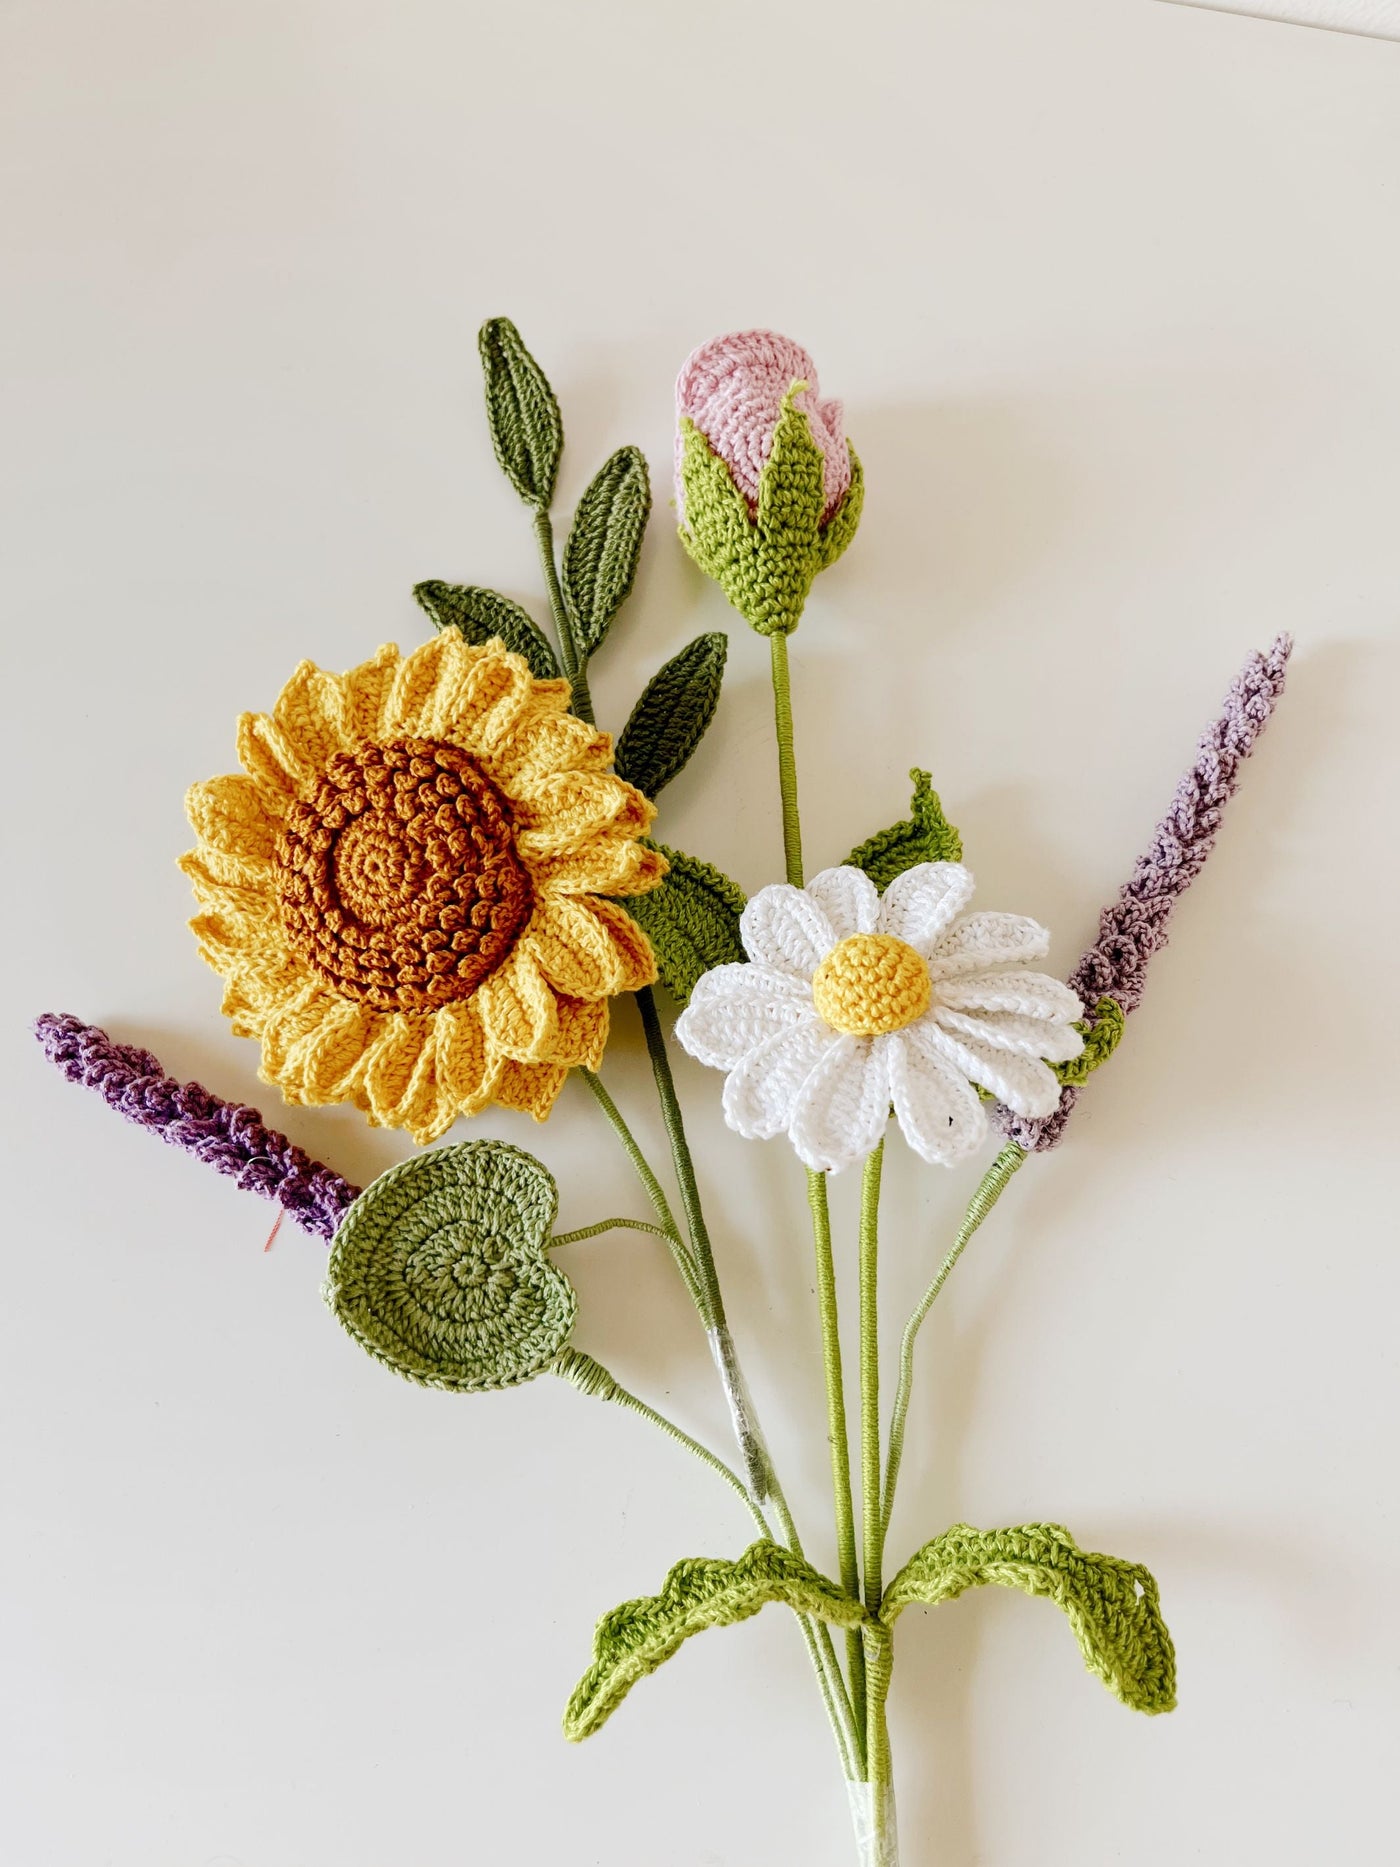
[38,323,1292,1866]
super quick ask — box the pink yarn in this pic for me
[675,330,851,524]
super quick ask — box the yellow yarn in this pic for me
[811,934,932,1038]
[181,633,667,1144]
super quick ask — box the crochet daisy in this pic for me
[182,632,665,1143]
[675,864,1083,1172]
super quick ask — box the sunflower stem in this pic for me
[531,505,594,721]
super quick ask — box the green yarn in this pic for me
[880,1523,1177,1715]
[677,392,863,637]
[563,1539,865,1741]
[479,317,564,509]
[412,580,561,682]
[1052,995,1127,1085]
[619,843,746,1004]
[562,445,651,658]
[614,633,728,800]
[846,769,963,890]
[325,1142,575,1392]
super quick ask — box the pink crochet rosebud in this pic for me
[675,330,863,636]
[675,331,852,524]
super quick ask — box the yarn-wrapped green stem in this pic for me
[858,1142,887,1614]
[765,617,869,1771]
[881,1144,1027,1536]
[531,504,594,721]
[574,1069,704,1311]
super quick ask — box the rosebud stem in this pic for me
[769,630,805,888]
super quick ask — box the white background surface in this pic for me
[3,3,1398,1863]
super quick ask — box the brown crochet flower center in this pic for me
[275,737,535,1010]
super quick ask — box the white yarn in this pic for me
[674,862,1084,1174]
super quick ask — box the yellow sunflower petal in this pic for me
[258,981,335,1084]
[512,770,655,859]
[359,1013,434,1127]
[185,773,281,863]
[524,894,654,999]
[286,999,382,1102]
[530,837,669,900]
[493,1058,569,1122]
[434,999,501,1118]
[489,708,614,787]
[179,849,274,919]
[338,643,400,743]
[272,660,353,773]
[439,642,542,759]
[476,943,559,1062]
[236,711,318,803]
[548,995,610,1070]
[384,630,468,738]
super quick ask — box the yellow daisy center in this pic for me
[811,934,932,1037]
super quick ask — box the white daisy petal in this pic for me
[888,1026,986,1165]
[876,863,975,955]
[805,865,880,940]
[934,1006,1084,1064]
[922,1023,1062,1119]
[675,965,814,1071]
[739,883,836,978]
[927,911,1050,978]
[722,1019,838,1140]
[936,968,1082,1023]
[787,1034,892,1173]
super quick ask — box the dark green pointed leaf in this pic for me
[563,445,651,658]
[846,768,962,891]
[478,317,563,508]
[413,581,560,682]
[564,1540,865,1741]
[620,844,746,1004]
[614,633,727,800]
[881,1523,1176,1715]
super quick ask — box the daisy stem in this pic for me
[858,1141,887,1614]
[532,504,594,723]
[766,619,869,1761]
[880,1144,1026,1537]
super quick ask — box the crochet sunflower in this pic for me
[181,631,666,1142]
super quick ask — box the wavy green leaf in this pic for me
[563,445,651,657]
[478,317,563,508]
[846,768,962,891]
[412,581,560,682]
[881,1523,1176,1714]
[564,1540,865,1741]
[614,633,728,800]
[620,843,746,1004]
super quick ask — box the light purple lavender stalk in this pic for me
[34,1014,359,1239]
[999,632,1293,1151]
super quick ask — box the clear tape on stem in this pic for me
[707,1324,772,1503]
[847,1781,899,1867]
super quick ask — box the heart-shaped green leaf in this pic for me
[478,317,563,509]
[846,768,962,891]
[614,633,728,800]
[564,1540,865,1741]
[412,580,560,682]
[325,1142,574,1393]
[881,1523,1176,1714]
[563,445,651,658]
[619,843,746,1004]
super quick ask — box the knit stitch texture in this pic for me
[998,634,1292,1150]
[34,1013,357,1239]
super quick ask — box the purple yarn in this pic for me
[34,1014,360,1240]
[999,633,1293,1152]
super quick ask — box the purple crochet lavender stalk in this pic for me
[34,1014,360,1239]
[999,632,1293,1152]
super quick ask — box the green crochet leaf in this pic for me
[881,1523,1176,1715]
[564,1540,866,1741]
[412,580,560,682]
[817,444,864,569]
[325,1142,576,1393]
[846,769,963,891]
[478,316,563,508]
[614,633,728,800]
[563,445,651,658]
[619,843,746,1004]
[1052,996,1127,1086]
